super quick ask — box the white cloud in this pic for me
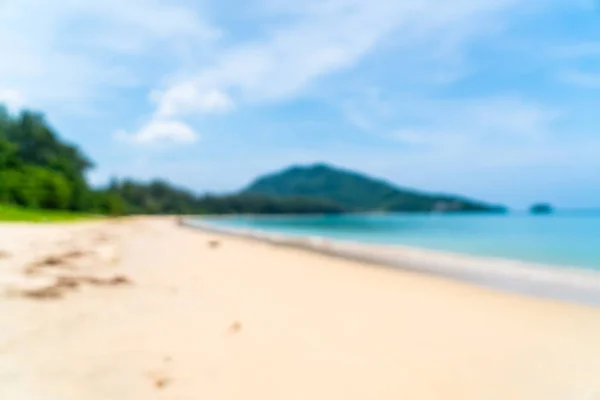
[347,93,560,156]
[153,86,234,117]
[549,42,600,88]
[385,96,563,165]
[116,119,199,144]
[559,69,600,88]
[552,42,600,59]
[391,129,450,147]
[0,89,26,112]
[0,0,218,112]
[1,0,587,155]
[148,0,529,120]
[132,0,536,147]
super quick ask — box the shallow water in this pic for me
[198,212,600,271]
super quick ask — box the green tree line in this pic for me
[0,105,343,216]
[108,179,344,215]
[0,107,125,215]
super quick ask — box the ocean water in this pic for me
[199,212,600,271]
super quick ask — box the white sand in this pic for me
[1,217,600,399]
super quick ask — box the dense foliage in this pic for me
[197,194,344,214]
[0,106,122,215]
[244,164,506,213]
[108,179,344,215]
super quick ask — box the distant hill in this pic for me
[243,163,506,213]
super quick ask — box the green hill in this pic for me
[243,163,506,213]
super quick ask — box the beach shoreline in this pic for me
[2,217,600,399]
[183,218,600,307]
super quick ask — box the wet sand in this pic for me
[1,217,600,399]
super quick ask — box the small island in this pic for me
[530,203,553,215]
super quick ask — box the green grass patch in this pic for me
[0,204,103,223]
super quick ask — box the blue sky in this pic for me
[1,0,599,208]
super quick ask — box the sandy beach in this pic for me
[1,217,600,399]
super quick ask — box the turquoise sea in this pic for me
[199,212,600,271]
